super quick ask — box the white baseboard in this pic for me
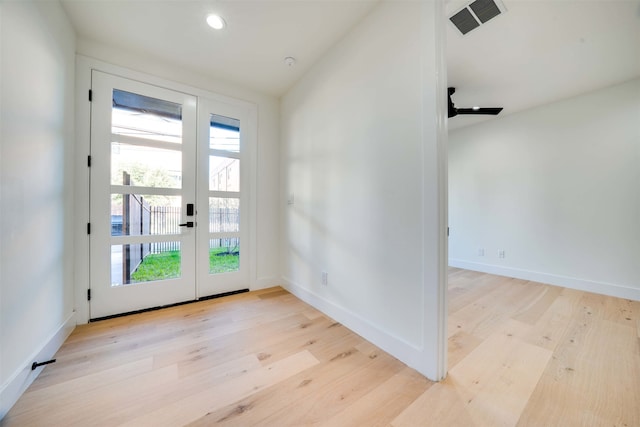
[449,259,640,301]
[252,276,281,291]
[0,312,76,420]
[281,277,431,378]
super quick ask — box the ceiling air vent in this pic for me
[449,0,506,35]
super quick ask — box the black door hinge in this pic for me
[87,289,91,301]
[447,227,450,237]
[87,155,92,167]
[87,223,91,235]
[88,90,92,102]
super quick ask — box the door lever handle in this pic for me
[179,221,194,228]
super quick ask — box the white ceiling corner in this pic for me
[60,0,640,124]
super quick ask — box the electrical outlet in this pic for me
[498,250,505,259]
[321,271,328,286]
[478,248,485,256]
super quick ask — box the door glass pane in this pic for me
[209,114,240,152]
[111,242,181,286]
[111,143,182,188]
[112,89,182,144]
[209,197,239,233]
[209,238,239,274]
[111,194,181,236]
[209,156,239,192]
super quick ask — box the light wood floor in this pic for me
[3,268,639,426]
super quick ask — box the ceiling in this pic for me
[61,0,640,128]
[446,0,640,128]
[61,0,379,97]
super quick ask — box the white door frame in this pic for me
[74,56,258,323]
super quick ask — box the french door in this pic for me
[89,71,249,319]
[196,99,250,297]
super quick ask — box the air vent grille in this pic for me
[470,0,502,23]
[449,0,506,35]
[450,8,480,35]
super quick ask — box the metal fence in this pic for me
[115,203,240,251]
[117,173,239,266]
[122,192,151,283]
[115,171,239,285]
[149,206,181,252]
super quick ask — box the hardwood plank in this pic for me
[518,319,640,426]
[450,277,544,340]
[511,283,563,325]
[166,314,329,377]
[5,273,639,426]
[452,331,552,426]
[318,367,432,427]
[248,350,405,426]
[120,350,320,427]
[108,354,263,425]
[8,357,153,416]
[2,364,180,426]
[447,330,482,369]
[250,317,357,367]
[40,304,313,388]
[602,295,640,326]
[257,289,289,299]
[302,307,326,320]
[391,380,477,427]
[519,287,584,351]
[448,272,507,313]
[186,346,395,426]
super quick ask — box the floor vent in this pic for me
[449,0,506,35]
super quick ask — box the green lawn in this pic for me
[208,247,241,274]
[130,250,181,282]
[130,248,239,283]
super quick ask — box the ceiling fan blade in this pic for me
[456,107,503,115]
[448,101,458,118]
[447,87,458,118]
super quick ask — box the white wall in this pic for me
[281,1,447,379]
[449,78,640,300]
[72,39,281,317]
[0,0,76,418]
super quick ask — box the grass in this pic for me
[130,248,239,282]
[208,247,240,274]
[130,250,181,282]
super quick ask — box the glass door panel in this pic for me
[209,238,240,274]
[90,71,197,319]
[112,89,183,144]
[209,156,240,192]
[111,241,181,286]
[111,144,182,187]
[209,114,240,152]
[197,104,249,297]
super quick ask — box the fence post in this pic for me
[140,196,144,262]
[123,171,131,284]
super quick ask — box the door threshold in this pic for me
[90,288,249,322]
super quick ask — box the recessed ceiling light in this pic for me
[206,14,226,30]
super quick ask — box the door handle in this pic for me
[179,221,194,228]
